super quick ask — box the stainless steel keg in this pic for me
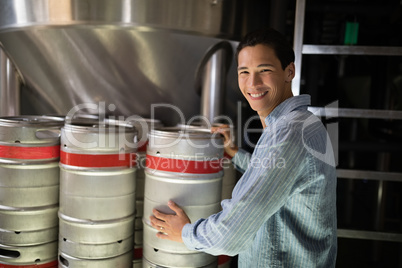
[58,118,137,266]
[0,116,64,266]
[176,123,238,201]
[59,250,133,268]
[180,123,238,268]
[143,127,224,268]
[127,117,163,267]
[0,242,58,267]
[132,245,143,268]
[220,152,238,200]
[142,256,218,268]
[218,255,232,268]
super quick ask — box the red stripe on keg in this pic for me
[218,255,231,265]
[0,145,60,160]
[0,260,58,267]
[223,152,233,159]
[133,247,143,259]
[146,155,222,174]
[138,141,148,152]
[60,151,136,168]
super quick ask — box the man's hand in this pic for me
[149,200,191,243]
[211,124,238,158]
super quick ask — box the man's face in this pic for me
[237,44,294,119]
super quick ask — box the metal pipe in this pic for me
[196,41,233,124]
[292,0,306,96]
[0,46,20,116]
[200,50,226,123]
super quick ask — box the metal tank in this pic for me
[0,0,243,126]
[0,115,64,267]
[0,47,20,116]
[0,0,288,138]
[58,118,137,267]
[143,126,224,268]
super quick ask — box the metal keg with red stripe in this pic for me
[175,124,238,268]
[177,122,239,201]
[127,118,163,268]
[142,126,224,268]
[58,118,137,267]
[0,116,64,267]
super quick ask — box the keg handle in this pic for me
[59,255,69,267]
[35,128,61,139]
[0,247,20,259]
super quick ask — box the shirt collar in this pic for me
[264,94,311,126]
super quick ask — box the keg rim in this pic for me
[63,118,136,133]
[149,126,223,140]
[128,118,164,137]
[128,118,163,125]
[0,115,65,127]
[58,211,136,225]
[144,167,224,179]
[177,122,233,128]
[0,157,60,165]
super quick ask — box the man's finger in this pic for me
[167,200,184,216]
[152,209,167,220]
[149,215,165,228]
[156,232,170,239]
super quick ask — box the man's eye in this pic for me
[239,71,249,75]
[261,69,272,73]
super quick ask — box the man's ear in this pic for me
[285,62,295,82]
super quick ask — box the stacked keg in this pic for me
[176,123,238,268]
[128,118,163,268]
[143,127,224,268]
[0,116,64,267]
[211,125,238,268]
[217,151,237,268]
[58,118,137,267]
[178,122,238,201]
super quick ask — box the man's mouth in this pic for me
[249,91,268,99]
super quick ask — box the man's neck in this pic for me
[260,116,267,129]
[259,93,294,128]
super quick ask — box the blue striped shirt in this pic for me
[182,95,337,267]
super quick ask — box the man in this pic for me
[150,27,337,267]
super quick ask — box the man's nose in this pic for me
[248,73,263,87]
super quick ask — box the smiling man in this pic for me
[237,45,294,128]
[150,27,338,267]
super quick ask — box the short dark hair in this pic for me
[236,27,295,70]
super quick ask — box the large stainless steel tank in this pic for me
[143,127,224,267]
[0,115,64,267]
[58,118,137,267]
[0,0,243,126]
